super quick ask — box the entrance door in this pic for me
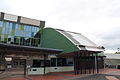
[0,58,26,78]
[12,59,26,70]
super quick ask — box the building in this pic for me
[0,12,105,75]
[40,28,105,74]
[0,12,62,75]
[104,53,120,68]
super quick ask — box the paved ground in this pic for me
[0,68,120,80]
[72,74,120,80]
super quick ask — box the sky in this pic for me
[0,0,120,53]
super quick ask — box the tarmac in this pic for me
[0,68,120,80]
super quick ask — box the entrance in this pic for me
[12,59,26,70]
[5,58,26,76]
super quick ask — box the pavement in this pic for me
[0,68,120,80]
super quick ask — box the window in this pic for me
[57,58,66,66]
[20,37,25,45]
[32,60,50,67]
[51,58,67,67]
[0,21,3,27]
[66,58,73,66]
[0,21,41,47]
[51,58,57,67]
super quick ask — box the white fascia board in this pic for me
[20,17,40,26]
[4,13,18,22]
[85,46,104,52]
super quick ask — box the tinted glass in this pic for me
[0,21,41,47]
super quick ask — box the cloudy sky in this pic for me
[1,0,120,53]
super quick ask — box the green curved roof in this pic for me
[40,28,104,54]
[40,28,79,53]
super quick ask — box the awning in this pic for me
[58,50,103,58]
[0,43,63,55]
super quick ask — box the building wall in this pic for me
[28,66,74,75]
[0,12,45,47]
[49,66,74,72]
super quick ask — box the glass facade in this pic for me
[0,21,41,47]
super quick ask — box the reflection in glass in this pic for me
[0,21,41,47]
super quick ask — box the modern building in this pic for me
[104,53,120,68]
[0,12,62,75]
[0,12,105,75]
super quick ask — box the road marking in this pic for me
[106,76,119,80]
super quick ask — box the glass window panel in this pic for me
[10,23,12,28]
[20,37,25,45]
[23,32,25,37]
[0,21,3,27]
[12,23,16,30]
[4,34,8,43]
[29,26,32,32]
[15,30,17,36]
[31,32,34,37]
[1,35,4,41]
[29,26,31,31]
[0,35,1,41]
[33,27,35,32]
[4,34,8,38]
[34,32,36,36]
[16,36,20,43]
[17,30,20,36]
[34,26,35,30]
[15,24,19,30]
[36,27,40,32]
[6,22,9,29]
[0,27,2,33]
[34,27,36,32]
[26,26,29,31]
[24,25,27,30]
[27,26,29,31]
[0,21,40,47]
[21,25,24,30]
[28,32,31,37]
[3,22,6,27]
[51,58,57,67]
[11,30,15,36]
[21,31,24,36]
[2,28,5,34]
[31,27,34,32]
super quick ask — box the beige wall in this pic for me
[28,66,74,75]
[4,13,18,22]
[49,66,74,72]
[20,17,40,26]
[0,12,45,27]
[28,68,44,75]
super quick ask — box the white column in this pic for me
[95,55,97,73]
